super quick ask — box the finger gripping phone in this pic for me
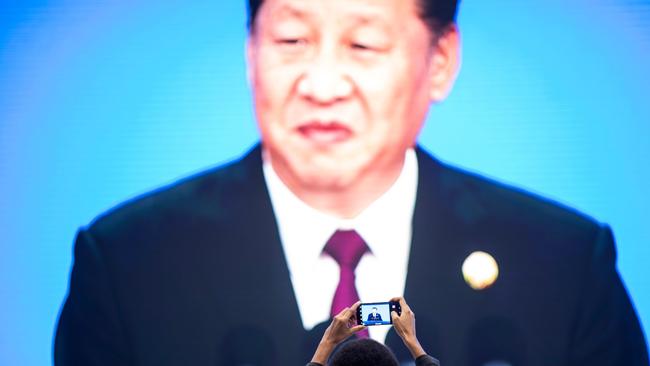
[356,301,402,326]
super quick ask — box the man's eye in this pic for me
[275,38,307,46]
[351,43,378,52]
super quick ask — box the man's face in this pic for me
[248,0,458,193]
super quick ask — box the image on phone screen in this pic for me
[358,302,393,326]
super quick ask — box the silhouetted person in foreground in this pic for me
[307,298,439,366]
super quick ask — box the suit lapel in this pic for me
[385,147,477,363]
[219,145,310,365]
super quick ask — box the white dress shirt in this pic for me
[262,149,419,342]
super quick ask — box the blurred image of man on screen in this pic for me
[55,0,649,365]
[368,307,383,322]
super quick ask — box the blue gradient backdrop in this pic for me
[1,1,649,364]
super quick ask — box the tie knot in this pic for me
[323,230,369,269]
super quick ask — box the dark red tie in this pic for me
[323,229,370,338]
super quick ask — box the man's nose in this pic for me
[297,50,353,104]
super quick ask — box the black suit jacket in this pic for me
[55,145,648,366]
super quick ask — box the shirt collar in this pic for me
[263,149,419,261]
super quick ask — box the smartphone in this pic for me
[356,301,402,326]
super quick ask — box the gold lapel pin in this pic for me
[462,251,499,290]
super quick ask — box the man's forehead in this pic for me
[258,0,419,25]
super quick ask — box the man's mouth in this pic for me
[297,121,353,144]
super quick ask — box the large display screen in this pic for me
[1,1,649,365]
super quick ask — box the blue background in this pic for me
[1,0,649,364]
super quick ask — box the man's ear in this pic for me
[428,25,461,102]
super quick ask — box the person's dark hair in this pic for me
[246,0,459,37]
[329,339,399,366]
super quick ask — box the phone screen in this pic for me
[358,302,393,326]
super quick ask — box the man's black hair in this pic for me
[246,0,459,36]
[329,339,399,366]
